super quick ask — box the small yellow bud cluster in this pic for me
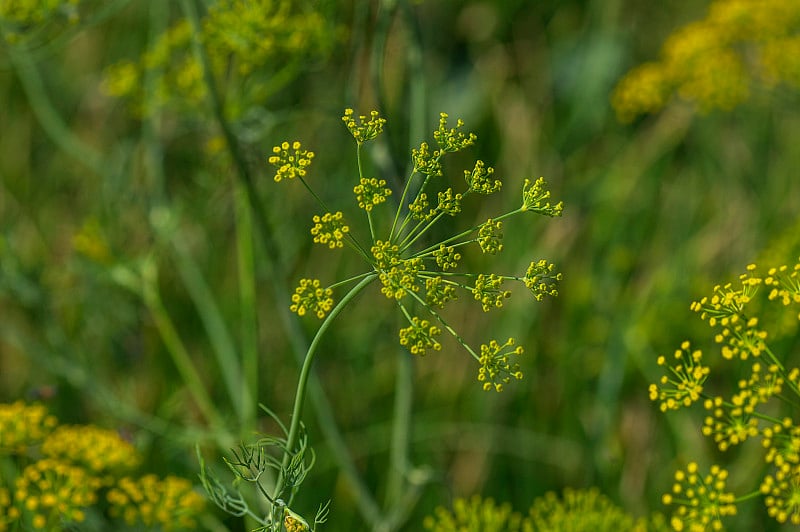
[399,316,442,356]
[372,240,423,300]
[310,211,349,249]
[424,276,458,309]
[268,141,315,182]
[761,464,800,524]
[41,425,140,483]
[432,244,461,271]
[433,112,477,153]
[477,338,523,392]
[521,177,563,217]
[702,393,760,451]
[353,177,392,211]
[342,108,387,143]
[472,273,510,312]
[0,401,57,453]
[107,474,206,530]
[464,160,501,195]
[477,219,503,255]
[436,188,462,215]
[412,142,443,177]
[650,341,709,412]
[290,278,334,319]
[13,458,101,529]
[408,192,433,221]
[524,259,562,300]
[663,462,736,531]
[284,507,311,532]
[423,495,522,531]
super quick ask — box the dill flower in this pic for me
[273,110,561,393]
[399,316,442,356]
[310,211,350,249]
[290,278,334,319]
[478,338,523,392]
[662,462,736,531]
[13,458,101,529]
[433,112,477,153]
[353,177,392,211]
[268,141,315,182]
[761,464,800,524]
[477,219,504,254]
[41,424,140,483]
[650,341,709,412]
[342,108,387,144]
[465,160,501,195]
[521,177,564,217]
[423,495,524,532]
[472,274,510,312]
[612,0,800,121]
[526,487,666,531]
[412,141,443,177]
[701,392,760,451]
[432,244,461,271]
[0,401,58,454]
[107,474,206,531]
[524,259,562,300]
[425,275,458,309]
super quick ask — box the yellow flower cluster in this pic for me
[310,211,350,249]
[353,176,392,212]
[524,259,562,300]
[12,458,101,530]
[289,278,334,319]
[42,424,140,482]
[0,401,57,453]
[464,160,501,195]
[424,490,667,531]
[649,341,709,412]
[0,401,207,531]
[342,108,387,144]
[612,0,800,121]
[477,219,504,255]
[268,141,315,183]
[472,273,510,312]
[372,240,424,301]
[398,316,442,356]
[651,258,800,527]
[275,110,562,392]
[662,462,736,531]
[107,474,206,531]
[477,338,523,392]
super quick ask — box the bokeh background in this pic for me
[2,0,800,529]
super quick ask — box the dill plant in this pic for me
[650,258,800,529]
[200,109,563,530]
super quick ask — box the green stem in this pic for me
[273,274,377,499]
[140,261,225,431]
[235,181,259,433]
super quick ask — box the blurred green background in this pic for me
[2,0,800,530]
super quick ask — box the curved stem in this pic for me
[273,274,377,498]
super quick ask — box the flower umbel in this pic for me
[290,278,334,319]
[662,462,736,531]
[342,108,387,143]
[650,341,710,412]
[399,317,443,356]
[310,211,350,249]
[478,338,523,392]
[268,141,314,182]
